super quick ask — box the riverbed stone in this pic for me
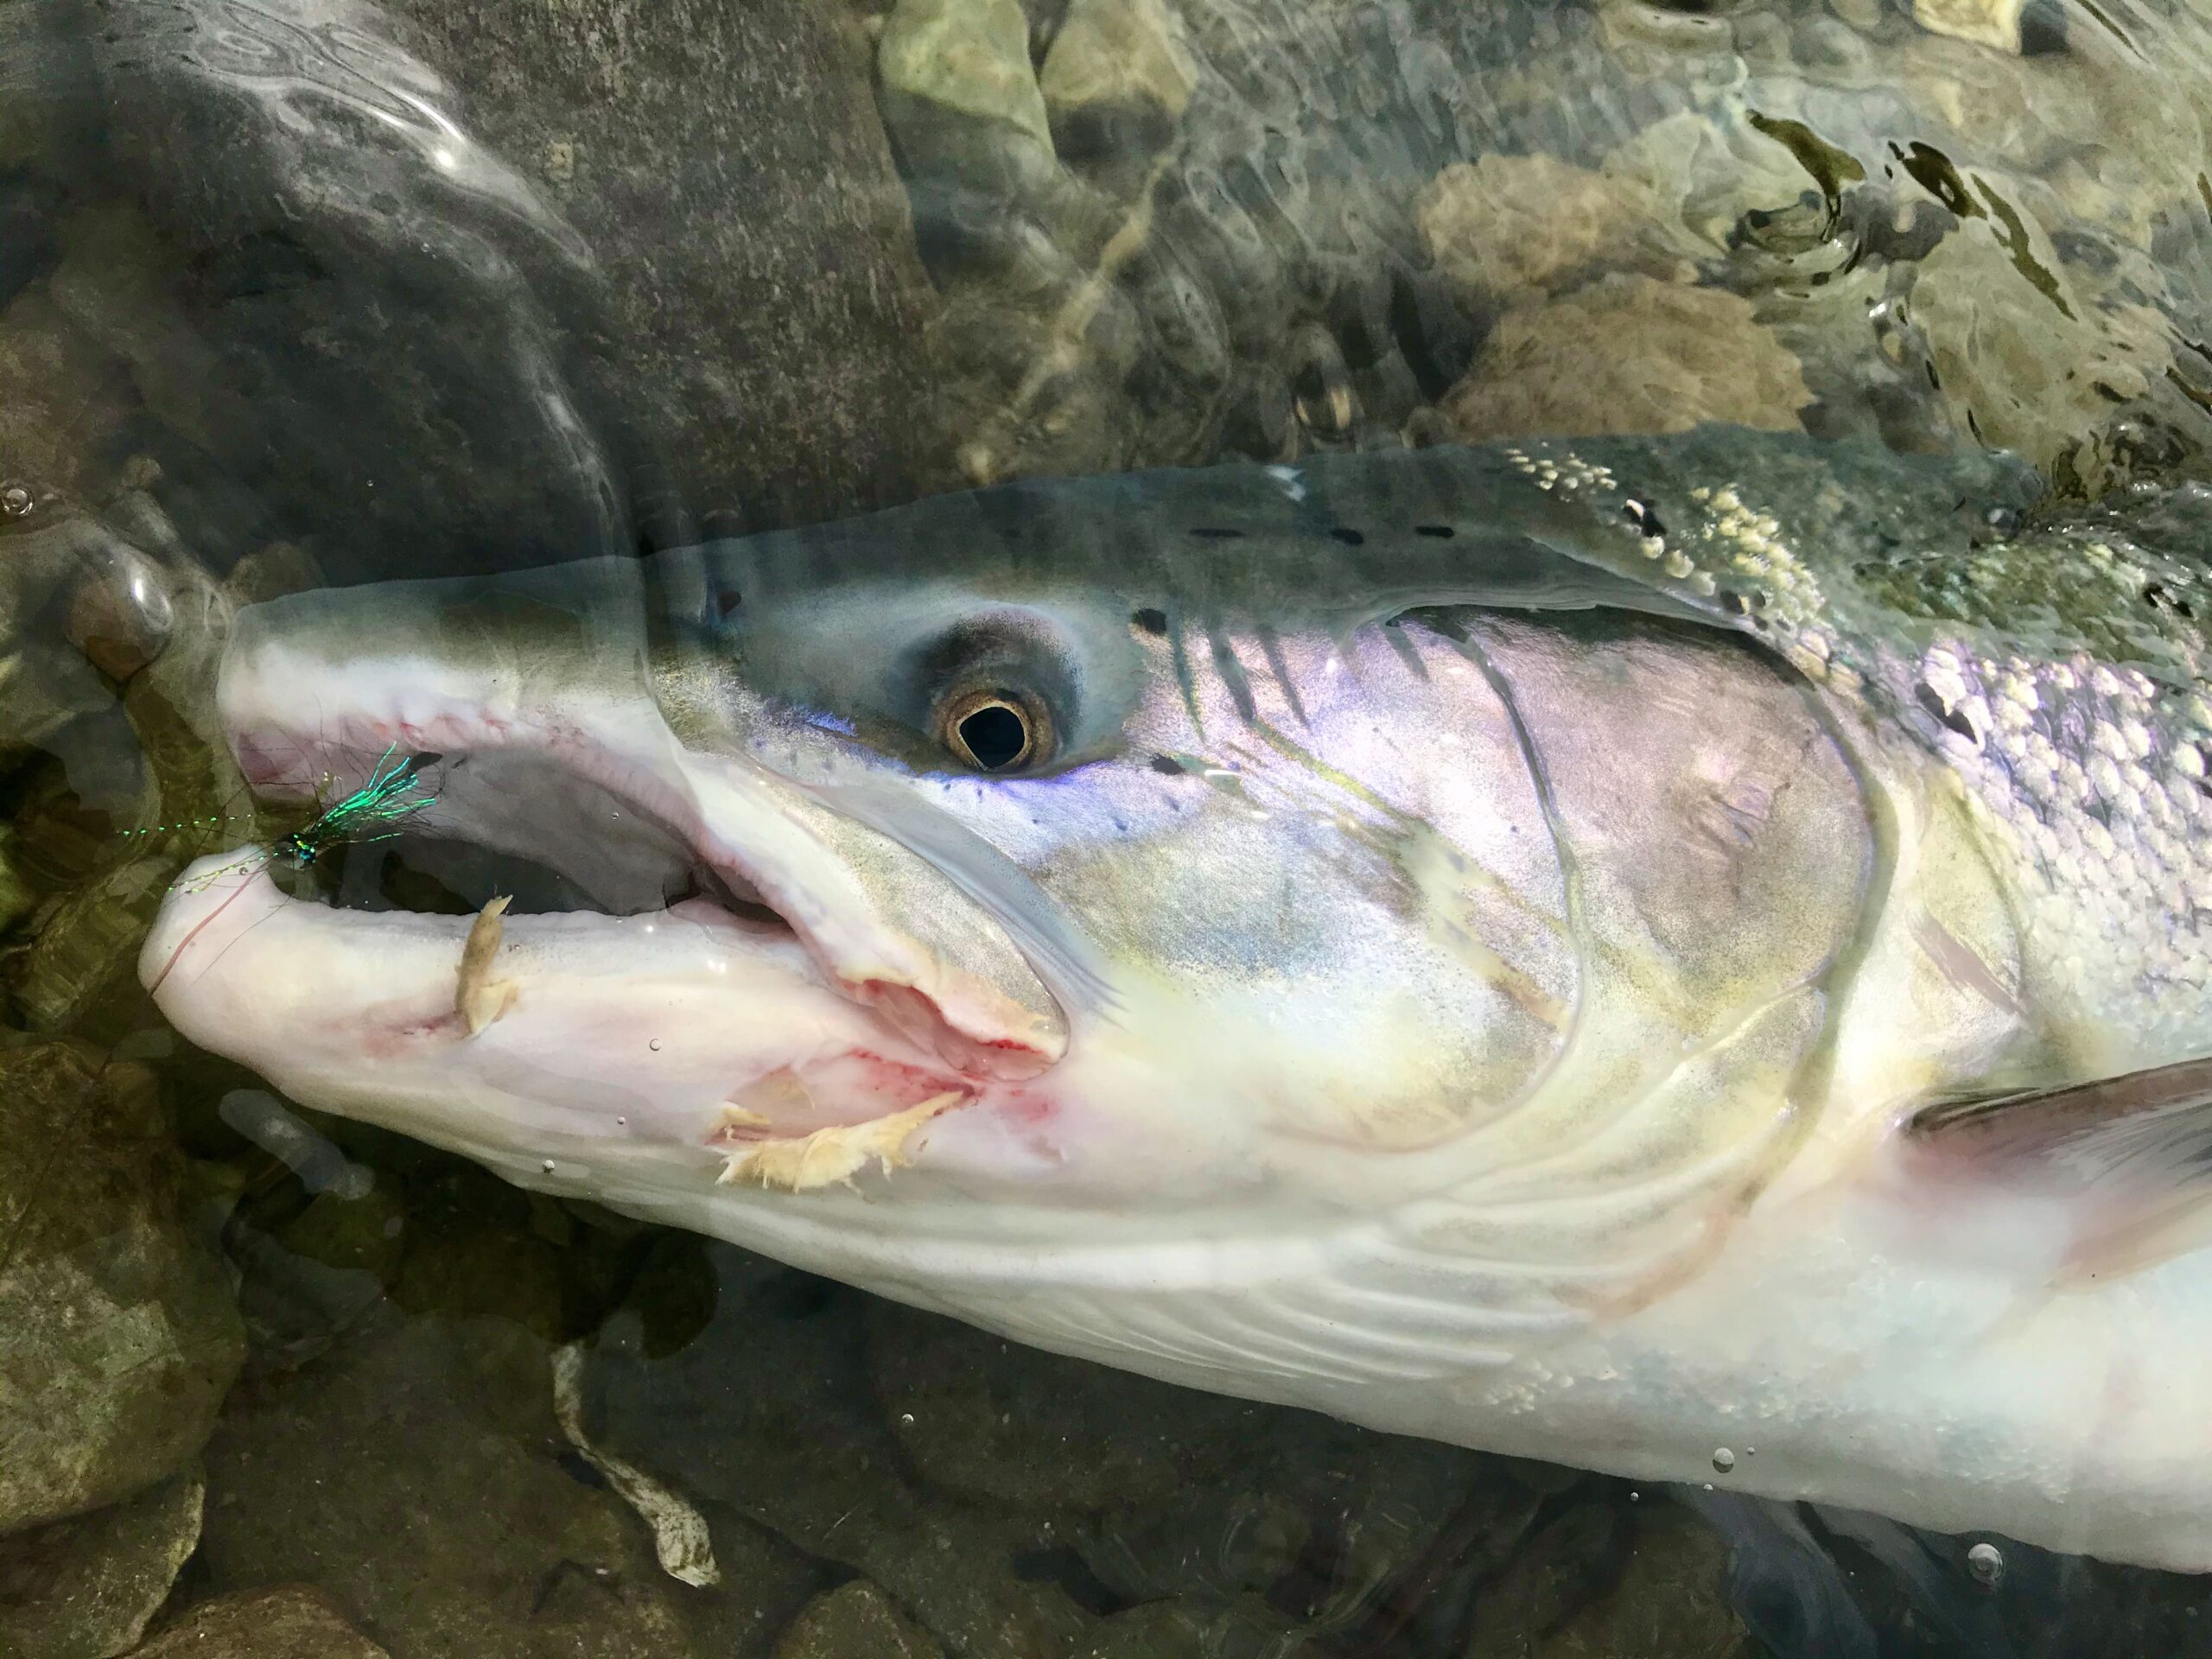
[0,1044,241,1537]
[0,1474,204,1659]
[1039,0,1195,181]
[776,1580,944,1659]
[384,0,953,531]
[128,1587,391,1659]
[1440,276,1812,442]
[197,1303,815,1658]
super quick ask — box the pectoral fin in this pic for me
[1903,1057,2212,1280]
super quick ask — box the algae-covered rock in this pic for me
[0,284,137,502]
[8,855,176,1033]
[0,1474,204,1659]
[1905,0,2064,55]
[1440,276,1812,442]
[776,1580,944,1659]
[0,1046,241,1537]
[128,1587,391,1659]
[0,831,34,939]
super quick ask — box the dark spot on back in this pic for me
[1915,681,1980,743]
[1329,526,1365,545]
[2148,582,2196,620]
[1190,526,1243,541]
[1131,607,1168,636]
[1149,753,1185,775]
[1415,524,1454,539]
[1623,499,1668,539]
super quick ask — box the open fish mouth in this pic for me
[141,622,1070,1192]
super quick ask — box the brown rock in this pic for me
[0,1044,242,1536]
[0,1475,204,1659]
[63,545,172,682]
[776,1581,944,1659]
[1418,152,1669,304]
[130,1588,390,1659]
[1440,277,1811,442]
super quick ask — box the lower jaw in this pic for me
[143,858,986,1172]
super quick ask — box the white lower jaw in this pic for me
[141,854,980,1179]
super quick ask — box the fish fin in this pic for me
[1901,1057,2212,1278]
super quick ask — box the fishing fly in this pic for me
[145,746,446,995]
[276,746,442,869]
[164,745,442,895]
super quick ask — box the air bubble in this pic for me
[1713,1447,1736,1473]
[542,1159,556,1173]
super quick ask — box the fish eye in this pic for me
[939,687,1052,772]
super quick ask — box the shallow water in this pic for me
[8,0,2212,1653]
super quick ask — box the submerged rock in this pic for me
[1463,1501,1750,1659]
[1439,276,1812,442]
[0,1046,241,1538]
[197,1305,815,1657]
[0,1475,204,1659]
[378,0,955,534]
[1039,0,1196,184]
[1904,214,2182,493]
[776,1580,944,1659]
[880,0,1058,159]
[590,1245,1536,1659]
[1904,0,2064,56]
[0,284,136,503]
[128,1587,391,1659]
[1418,151,1675,304]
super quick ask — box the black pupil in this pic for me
[958,703,1028,770]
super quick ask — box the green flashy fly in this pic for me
[276,745,442,868]
[161,745,442,895]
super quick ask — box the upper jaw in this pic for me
[167,620,1070,1084]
